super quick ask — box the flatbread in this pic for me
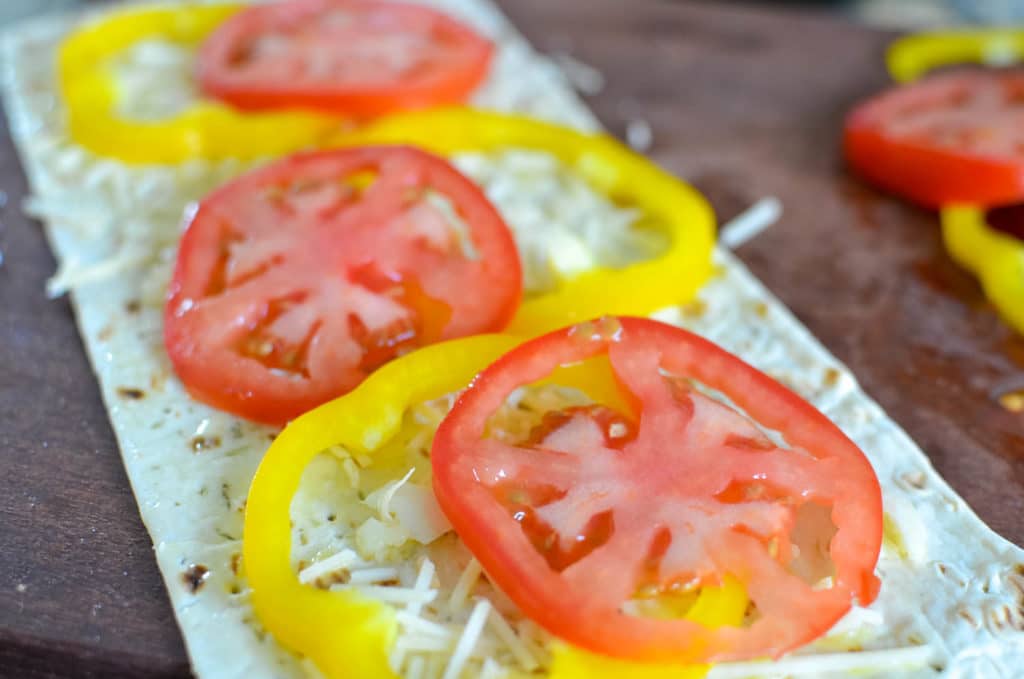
[3,1,1024,677]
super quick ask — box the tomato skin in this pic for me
[844,113,1024,209]
[165,146,521,425]
[197,0,493,117]
[432,317,882,663]
[843,71,1024,209]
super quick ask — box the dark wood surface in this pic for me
[1,1,1022,677]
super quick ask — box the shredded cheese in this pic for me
[479,657,508,679]
[552,52,606,95]
[297,549,359,586]
[406,656,427,679]
[448,558,483,614]
[408,559,438,615]
[331,584,438,605]
[396,612,456,640]
[442,599,492,679]
[348,567,401,585]
[366,467,417,520]
[625,118,653,152]
[718,197,782,249]
[487,607,541,671]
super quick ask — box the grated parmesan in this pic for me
[347,567,401,585]
[297,549,359,586]
[442,599,492,679]
[487,607,541,671]
[552,52,606,96]
[366,467,417,521]
[448,559,483,614]
[625,118,653,152]
[718,197,782,250]
[332,584,438,606]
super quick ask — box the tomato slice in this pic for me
[844,69,1024,208]
[196,0,493,116]
[432,317,882,664]
[165,146,521,425]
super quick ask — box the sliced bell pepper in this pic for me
[58,4,340,164]
[328,107,716,337]
[244,333,747,679]
[886,30,1024,334]
[887,28,1024,84]
[941,206,1024,334]
[549,577,748,679]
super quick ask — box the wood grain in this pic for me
[0,111,189,678]
[1,0,1021,676]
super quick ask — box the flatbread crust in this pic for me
[3,1,1024,676]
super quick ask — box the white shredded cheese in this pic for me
[348,567,401,585]
[111,40,198,121]
[448,559,483,614]
[451,150,662,294]
[297,549,359,586]
[396,612,456,639]
[355,517,411,560]
[719,197,783,249]
[625,118,653,152]
[442,599,492,679]
[390,484,454,545]
[487,607,541,671]
[408,559,437,617]
[332,584,438,606]
[397,636,454,654]
[479,657,508,679]
[365,467,417,520]
[552,52,605,95]
[406,656,427,679]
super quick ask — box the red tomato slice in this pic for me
[432,317,882,663]
[165,146,520,425]
[197,0,493,116]
[844,69,1024,208]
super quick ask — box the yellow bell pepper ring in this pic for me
[941,206,1024,335]
[549,577,748,679]
[887,27,1024,83]
[58,4,340,164]
[328,107,717,337]
[245,335,520,679]
[244,333,747,679]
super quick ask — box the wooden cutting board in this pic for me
[1,1,1021,676]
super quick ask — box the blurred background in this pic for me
[840,0,1024,26]
[2,0,1024,27]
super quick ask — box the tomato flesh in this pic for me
[197,0,493,116]
[165,146,520,425]
[432,317,882,663]
[844,69,1024,208]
